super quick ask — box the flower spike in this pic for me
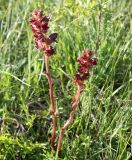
[29,9,57,56]
[74,50,97,86]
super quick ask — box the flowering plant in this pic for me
[57,50,97,151]
[29,9,58,149]
[29,9,97,151]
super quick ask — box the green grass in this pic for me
[0,0,131,159]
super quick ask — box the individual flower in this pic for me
[74,50,97,86]
[29,9,57,56]
[48,33,58,44]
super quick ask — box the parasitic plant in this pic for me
[29,9,97,152]
[57,50,97,151]
[29,9,58,149]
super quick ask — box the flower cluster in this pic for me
[29,9,57,56]
[74,50,97,86]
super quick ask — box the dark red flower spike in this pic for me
[29,9,57,56]
[74,50,97,86]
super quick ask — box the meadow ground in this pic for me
[0,0,131,159]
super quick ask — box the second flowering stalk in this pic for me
[57,50,97,151]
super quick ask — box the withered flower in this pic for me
[29,9,57,56]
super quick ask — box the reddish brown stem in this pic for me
[44,54,57,149]
[57,85,82,151]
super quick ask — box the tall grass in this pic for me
[0,0,131,159]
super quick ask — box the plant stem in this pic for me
[44,54,57,149]
[57,85,82,151]
[96,0,102,52]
